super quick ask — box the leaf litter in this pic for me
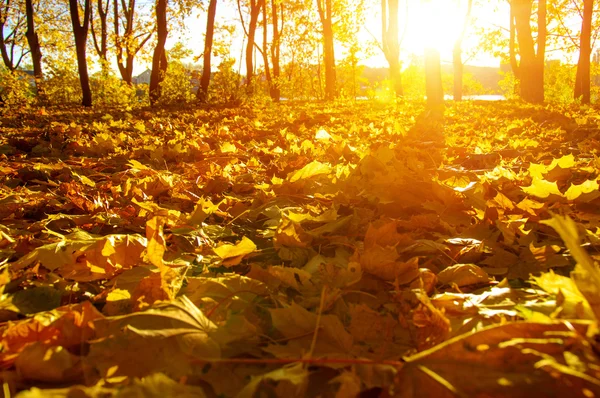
[1,101,600,396]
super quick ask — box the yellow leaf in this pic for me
[549,153,576,170]
[531,270,594,319]
[214,236,256,259]
[437,263,491,287]
[188,197,219,226]
[220,142,237,153]
[541,215,600,320]
[274,219,313,248]
[522,177,562,199]
[145,216,166,268]
[107,288,131,301]
[71,171,96,187]
[315,129,332,141]
[564,179,600,201]
[287,160,330,182]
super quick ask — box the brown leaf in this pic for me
[396,322,600,398]
[437,263,491,287]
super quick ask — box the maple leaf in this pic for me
[437,263,491,287]
[144,216,166,269]
[541,215,600,320]
[15,343,82,383]
[237,363,309,398]
[266,302,353,359]
[10,234,147,281]
[286,160,331,182]
[396,322,599,397]
[522,177,562,199]
[89,297,220,378]
[213,236,257,267]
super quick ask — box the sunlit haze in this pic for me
[165,0,503,76]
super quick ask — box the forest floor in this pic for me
[1,100,600,397]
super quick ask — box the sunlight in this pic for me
[413,1,465,53]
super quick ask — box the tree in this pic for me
[425,47,443,108]
[25,0,44,100]
[0,0,27,71]
[149,0,167,104]
[574,0,593,103]
[269,0,282,101]
[197,0,217,102]
[236,0,264,92]
[90,0,110,64]
[69,0,93,106]
[316,0,336,99]
[260,0,272,95]
[512,0,546,103]
[381,0,403,97]
[453,0,473,101]
[276,0,320,100]
[113,0,154,84]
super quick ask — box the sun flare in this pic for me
[410,1,468,53]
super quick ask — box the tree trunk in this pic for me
[425,48,443,108]
[149,0,167,105]
[317,0,336,100]
[114,0,150,85]
[0,0,14,71]
[69,0,93,107]
[452,0,472,101]
[509,3,520,96]
[25,0,45,101]
[575,0,593,104]
[91,0,109,62]
[382,0,402,97]
[197,0,217,102]
[269,0,281,101]
[245,0,263,92]
[513,0,545,103]
[261,0,272,98]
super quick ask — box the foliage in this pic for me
[157,43,196,105]
[43,65,82,105]
[1,101,600,396]
[158,61,195,105]
[400,62,426,100]
[91,70,142,107]
[0,69,34,108]
[337,43,369,99]
[209,57,244,103]
[498,69,518,100]
[443,71,488,97]
[544,61,577,104]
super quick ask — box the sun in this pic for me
[405,1,469,54]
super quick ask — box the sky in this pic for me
[157,0,515,77]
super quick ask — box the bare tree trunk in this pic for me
[114,0,150,84]
[91,0,110,62]
[452,0,472,101]
[269,0,282,101]
[425,48,443,108]
[149,0,167,105]
[197,0,217,102]
[261,0,272,94]
[513,0,545,103]
[509,3,520,96]
[25,0,45,101]
[575,0,593,103]
[0,0,15,71]
[244,0,263,93]
[317,0,336,100]
[69,0,93,106]
[382,0,403,97]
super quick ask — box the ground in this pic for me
[0,100,599,397]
